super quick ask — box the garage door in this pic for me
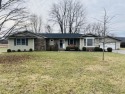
[100,43,116,50]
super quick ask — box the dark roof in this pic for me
[9,31,43,38]
[0,39,8,44]
[99,36,121,41]
[107,36,121,41]
[82,33,98,37]
[8,31,123,41]
[116,37,125,42]
[40,33,82,38]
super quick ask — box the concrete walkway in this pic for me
[113,50,125,55]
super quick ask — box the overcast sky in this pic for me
[26,0,125,37]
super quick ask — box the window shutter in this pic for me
[14,38,16,46]
[26,38,28,46]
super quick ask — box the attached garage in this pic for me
[100,37,121,50]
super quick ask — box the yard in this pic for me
[0,50,125,94]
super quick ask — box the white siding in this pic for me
[80,38,84,50]
[116,42,120,49]
[63,39,66,49]
[65,39,68,48]
[99,37,121,50]
[8,38,34,51]
[100,42,121,50]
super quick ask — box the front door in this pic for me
[59,40,63,49]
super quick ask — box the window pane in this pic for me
[70,39,73,44]
[17,39,21,45]
[22,39,26,45]
[87,39,93,46]
[84,39,86,46]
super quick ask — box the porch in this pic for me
[46,38,80,51]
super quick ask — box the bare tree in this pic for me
[0,0,28,38]
[27,14,43,33]
[45,25,52,33]
[98,9,114,60]
[84,23,103,36]
[50,0,86,34]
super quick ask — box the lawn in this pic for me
[0,47,7,54]
[0,51,125,94]
[120,48,125,50]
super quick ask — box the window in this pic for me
[68,39,76,45]
[70,39,73,44]
[87,39,93,46]
[22,39,26,45]
[14,38,28,46]
[84,39,86,46]
[84,38,94,47]
[17,39,21,45]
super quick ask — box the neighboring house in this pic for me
[0,39,8,44]
[0,38,8,48]
[116,37,125,48]
[8,31,121,51]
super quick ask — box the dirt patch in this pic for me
[0,54,32,64]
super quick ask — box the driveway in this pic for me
[113,50,125,55]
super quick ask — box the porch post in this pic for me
[63,39,65,49]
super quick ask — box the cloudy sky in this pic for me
[26,0,125,37]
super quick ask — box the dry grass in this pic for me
[0,54,32,64]
[0,51,125,94]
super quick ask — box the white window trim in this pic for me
[84,37,95,47]
[69,39,74,45]
[16,38,26,45]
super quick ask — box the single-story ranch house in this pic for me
[8,31,121,51]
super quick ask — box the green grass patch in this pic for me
[120,48,125,50]
[0,52,125,94]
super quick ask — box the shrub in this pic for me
[29,48,33,52]
[86,48,94,51]
[94,47,103,52]
[17,49,21,52]
[94,47,100,51]
[66,45,79,51]
[82,47,86,51]
[107,47,112,52]
[74,47,79,51]
[7,49,11,52]
[66,47,70,51]
[99,48,103,52]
